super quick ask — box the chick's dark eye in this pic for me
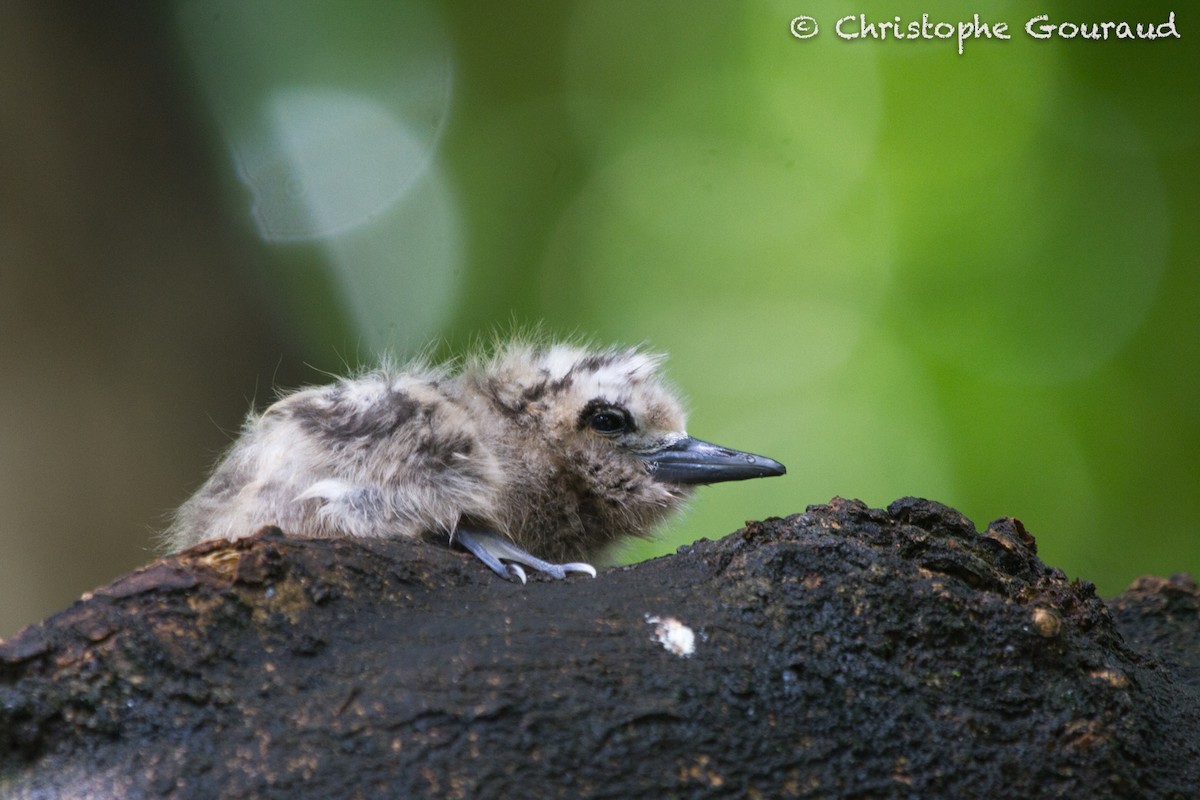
[587,408,630,435]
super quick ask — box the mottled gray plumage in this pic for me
[166,340,785,581]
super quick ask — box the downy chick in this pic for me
[165,340,786,582]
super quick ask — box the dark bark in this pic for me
[1,497,1197,799]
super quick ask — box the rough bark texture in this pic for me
[1,497,1197,799]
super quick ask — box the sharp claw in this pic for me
[561,562,598,578]
[453,527,597,582]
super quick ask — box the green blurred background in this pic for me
[2,2,1196,638]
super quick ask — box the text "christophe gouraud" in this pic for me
[788,12,1180,55]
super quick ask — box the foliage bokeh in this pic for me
[1,1,1195,636]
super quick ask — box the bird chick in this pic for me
[165,340,786,582]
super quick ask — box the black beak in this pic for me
[641,436,786,485]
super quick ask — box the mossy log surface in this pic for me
[2,497,1198,799]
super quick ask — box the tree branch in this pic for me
[2,498,1197,798]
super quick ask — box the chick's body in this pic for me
[167,343,692,566]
